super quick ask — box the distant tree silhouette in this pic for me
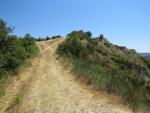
[85,31,92,37]
[46,36,50,40]
[100,34,104,39]
[51,35,61,39]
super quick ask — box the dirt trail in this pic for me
[12,38,132,113]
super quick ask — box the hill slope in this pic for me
[57,31,150,111]
[6,38,133,113]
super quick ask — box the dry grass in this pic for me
[0,58,39,113]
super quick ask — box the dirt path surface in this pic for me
[14,39,132,113]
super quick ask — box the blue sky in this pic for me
[0,0,150,52]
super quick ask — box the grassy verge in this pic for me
[5,93,22,112]
[0,19,39,112]
[0,49,39,113]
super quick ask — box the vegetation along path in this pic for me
[10,38,132,113]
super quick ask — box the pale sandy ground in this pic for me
[4,38,133,113]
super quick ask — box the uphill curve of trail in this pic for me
[13,38,132,113]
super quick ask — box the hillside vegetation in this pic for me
[0,19,39,81]
[57,30,150,110]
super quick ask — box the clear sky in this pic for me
[0,0,149,52]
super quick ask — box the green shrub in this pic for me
[0,19,39,79]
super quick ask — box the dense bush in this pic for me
[36,35,62,41]
[51,35,62,39]
[57,30,150,111]
[0,19,39,79]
